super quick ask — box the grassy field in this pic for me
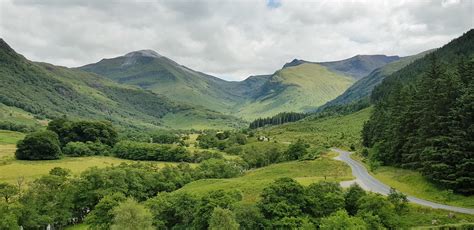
[177,153,353,203]
[259,107,372,149]
[0,130,25,145]
[373,166,474,209]
[237,63,355,119]
[349,153,474,209]
[0,130,194,184]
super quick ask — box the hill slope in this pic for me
[0,39,244,130]
[79,50,245,113]
[319,51,431,109]
[236,63,355,119]
[80,52,398,120]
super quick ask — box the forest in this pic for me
[362,30,474,194]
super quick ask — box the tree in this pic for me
[111,198,154,230]
[356,194,399,228]
[285,139,309,160]
[15,130,62,160]
[208,207,240,230]
[0,182,18,203]
[344,184,366,215]
[233,204,266,230]
[319,210,367,229]
[304,181,345,218]
[192,190,242,229]
[387,188,408,214]
[258,178,306,220]
[86,193,126,230]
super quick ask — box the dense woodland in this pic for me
[249,112,307,129]
[362,30,474,194]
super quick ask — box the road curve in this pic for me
[331,148,474,215]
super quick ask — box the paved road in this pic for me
[331,148,474,215]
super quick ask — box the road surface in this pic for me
[331,148,474,215]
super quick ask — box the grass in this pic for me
[372,166,474,209]
[0,155,187,184]
[259,107,372,149]
[65,223,88,230]
[349,153,474,209]
[0,130,25,144]
[237,63,355,119]
[0,130,194,184]
[400,204,474,228]
[177,154,353,203]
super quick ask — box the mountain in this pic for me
[79,50,244,113]
[236,62,355,119]
[318,55,400,79]
[0,39,244,130]
[80,52,398,120]
[319,51,432,110]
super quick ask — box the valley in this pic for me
[0,13,472,228]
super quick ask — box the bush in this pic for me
[112,141,191,162]
[63,141,111,157]
[15,130,62,160]
[63,142,93,157]
[191,151,223,163]
[48,118,118,147]
[196,159,244,179]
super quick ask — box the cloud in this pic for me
[0,0,472,80]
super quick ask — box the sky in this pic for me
[1,0,473,81]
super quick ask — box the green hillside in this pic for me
[80,52,399,120]
[237,63,355,119]
[320,50,432,109]
[79,50,245,113]
[0,40,244,130]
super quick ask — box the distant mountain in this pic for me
[79,50,245,113]
[319,51,431,109]
[80,51,398,120]
[0,39,244,130]
[236,62,355,119]
[318,55,400,79]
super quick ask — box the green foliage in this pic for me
[387,188,408,214]
[285,139,309,160]
[356,194,400,228]
[145,192,199,229]
[112,141,191,161]
[0,182,18,203]
[49,167,71,177]
[85,193,126,230]
[249,112,307,129]
[363,30,474,194]
[48,119,118,147]
[233,204,266,230]
[15,130,62,160]
[258,178,306,221]
[319,210,367,229]
[305,181,345,218]
[192,189,242,229]
[208,207,240,230]
[196,159,244,179]
[110,198,154,230]
[344,184,366,215]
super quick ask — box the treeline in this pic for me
[0,170,413,229]
[362,34,474,194]
[249,112,307,129]
[0,159,248,229]
[15,118,118,160]
[0,120,39,133]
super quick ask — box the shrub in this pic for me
[196,159,244,179]
[112,141,191,162]
[63,142,93,157]
[15,130,62,160]
[191,151,223,163]
[63,141,111,157]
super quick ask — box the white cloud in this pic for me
[0,0,472,80]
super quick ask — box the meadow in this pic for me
[178,153,353,203]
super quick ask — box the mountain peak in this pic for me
[124,49,162,58]
[283,59,306,68]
